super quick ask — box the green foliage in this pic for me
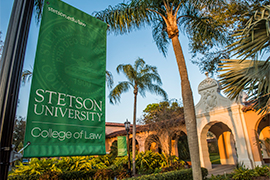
[178,134,190,160]
[135,151,183,175]
[228,5,270,61]
[207,173,234,180]
[9,156,108,178]
[141,100,183,124]
[9,151,186,179]
[232,166,259,180]
[109,58,167,104]
[253,165,270,177]
[219,60,270,114]
[126,168,208,180]
[12,117,26,149]
[10,158,61,176]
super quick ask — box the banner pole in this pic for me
[0,0,34,179]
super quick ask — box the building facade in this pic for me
[105,75,270,170]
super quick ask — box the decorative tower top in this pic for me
[198,72,221,93]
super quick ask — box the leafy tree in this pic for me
[94,0,229,178]
[139,100,185,156]
[109,57,167,175]
[192,0,270,75]
[12,117,26,150]
[140,100,183,124]
[228,5,270,61]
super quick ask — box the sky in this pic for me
[0,0,207,125]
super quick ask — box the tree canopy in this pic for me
[192,0,270,75]
[139,100,184,125]
[219,5,270,114]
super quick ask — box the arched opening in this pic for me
[145,134,162,153]
[257,114,270,163]
[207,131,220,164]
[201,121,238,169]
[175,132,190,161]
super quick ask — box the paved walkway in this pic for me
[207,164,235,177]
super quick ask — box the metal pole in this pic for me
[127,130,131,176]
[0,0,34,179]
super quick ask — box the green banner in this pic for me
[23,0,107,157]
[117,136,127,156]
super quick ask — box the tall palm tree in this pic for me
[95,0,227,178]
[109,58,167,175]
[220,5,270,114]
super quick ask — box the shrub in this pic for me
[232,166,259,180]
[135,151,182,175]
[253,165,270,177]
[207,174,234,180]
[160,161,185,173]
[59,170,97,180]
[126,168,208,180]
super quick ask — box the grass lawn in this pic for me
[209,153,220,164]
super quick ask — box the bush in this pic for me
[126,168,208,180]
[253,165,270,177]
[135,151,182,175]
[207,174,234,180]
[8,152,187,179]
[160,161,185,173]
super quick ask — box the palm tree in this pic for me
[95,0,227,178]
[219,60,270,114]
[228,5,270,61]
[109,58,167,175]
[220,5,270,114]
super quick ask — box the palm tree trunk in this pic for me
[132,92,137,176]
[171,36,202,180]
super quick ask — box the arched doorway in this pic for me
[201,121,238,169]
[169,131,190,160]
[145,134,162,153]
[257,114,270,163]
[207,131,220,164]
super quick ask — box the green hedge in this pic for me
[126,168,208,180]
[8,170,97,180]
[9,168,207,180]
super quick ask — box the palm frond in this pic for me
[109,81,132,104]
[228,5,270,61]
[145,84,168,100]
[106,70,114,89]
[134,58,146,72]
[116,64,136,83]
[219,59,270,114]
[94,0,154,35]
[152,18,170,57]
[179,2,229,54]
[21,70,33,85]
[139,73,163,86]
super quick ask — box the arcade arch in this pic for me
[200,121,238,169]
[145,134,162,153]
[256,114,270,161]
[169,131,189,159]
